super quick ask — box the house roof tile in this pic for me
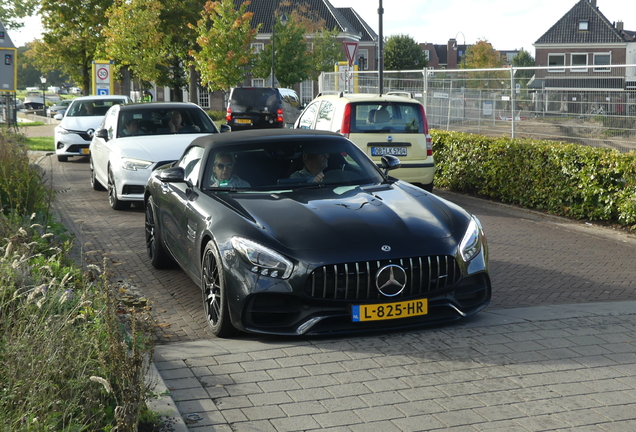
[535,0,632,45]
[235,0,370,39]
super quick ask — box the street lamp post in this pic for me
[453,31,466,68]
[40,76,47,117]
[270,13,288,87]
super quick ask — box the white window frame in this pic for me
[251,43,264,54]
[358,49,369,71]
[300,80,313,105]
[579,20,589,31]
[422,49,430,61]
[198,87,210,109]
[251,78,265,87]
[593,52,611,72]
[548,54,565,72]
[571,53,588,72]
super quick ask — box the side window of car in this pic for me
[315,100,336,131]
[103,108,118,140]
[177,146,205,186]
[297,102,319,129]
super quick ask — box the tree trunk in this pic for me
[189,65,198,104]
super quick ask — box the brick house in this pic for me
[532,0,636,113]
[201,0,377,110]
[420,39,468,69]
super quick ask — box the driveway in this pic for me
[34,153,636,431]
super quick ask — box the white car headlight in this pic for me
[121,158,153,171]
[55,126,70,135]
[459,216,483,262]
[231,237,293,279]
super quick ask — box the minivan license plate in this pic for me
[236,119,251,124]
[371,147,407,156]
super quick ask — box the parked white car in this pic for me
[89,102,230,210]
[54,95,131,162]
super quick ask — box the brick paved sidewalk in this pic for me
[151,302,636,431]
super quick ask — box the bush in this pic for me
[0,128,155,431]
[431,130,636,227]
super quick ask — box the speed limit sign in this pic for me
[97,67,108,80]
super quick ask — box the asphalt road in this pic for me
[36,152,636,344]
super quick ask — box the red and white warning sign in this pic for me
[344,42,358,66]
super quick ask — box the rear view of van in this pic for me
[226,87,301,131]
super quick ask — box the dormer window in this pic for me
[579,20,589,31]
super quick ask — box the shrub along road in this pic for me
[36,153,636,344]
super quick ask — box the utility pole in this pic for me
[378,0,384,95]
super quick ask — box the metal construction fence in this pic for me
[319,65,636,153]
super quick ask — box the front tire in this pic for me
[57,155,68,162]
[90,158,106,191]
[108,167,130,210]
[145,196,174,268]
[201,242,236,338]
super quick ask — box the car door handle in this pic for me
[161,183,170,193]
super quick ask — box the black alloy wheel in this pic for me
[201,242,236,338]
[145,196,173,268]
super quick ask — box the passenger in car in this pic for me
[289,151,329,183]
[121,118,144,136]
[210,152,251,188]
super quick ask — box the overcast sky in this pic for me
[7,0,636,53]
[329,0,635,53]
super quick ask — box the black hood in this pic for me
[222,185,456,254]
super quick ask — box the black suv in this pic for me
[226,87,301,131]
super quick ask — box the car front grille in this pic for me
[304,255,461,301]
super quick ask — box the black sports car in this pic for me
[144,129,491,337]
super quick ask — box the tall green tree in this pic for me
[102,0,167,86]
[26,0,113,93]
[189,0,259,93]
[252,15,310,88]
[512,49,535,84]
[384,34,427,70]
[308,28,343,81]
[0,0,38,29]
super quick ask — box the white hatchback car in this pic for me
[54,95,131,162]
[294,93,435,191]
[89,102,229,210]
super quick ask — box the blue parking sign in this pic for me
[97,88,109,95]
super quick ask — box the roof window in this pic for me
[579,20,589,31]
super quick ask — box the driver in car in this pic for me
[289,151,329,183]
[210,152,250,188]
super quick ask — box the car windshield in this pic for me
[117,107,218,137]
[350,102,424,134]
[200,139,386,191]
[67,99,125,117]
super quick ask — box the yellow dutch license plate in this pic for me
[236,119,251,124]
[80,148,90,155]
[352,299,428,322]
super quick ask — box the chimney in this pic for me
[617,21,624,31]
[447,39,458,68]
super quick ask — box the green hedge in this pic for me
[431,130,636,227]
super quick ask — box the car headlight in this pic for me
[231,237,293,279]
[459,216,484,262]
[121,158,153,171]
[55,126,70,135]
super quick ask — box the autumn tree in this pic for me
[462,39,502,69]
[0,0,38,30]
[384,34,427,70]
[308,28,343,81]
[189,0,259,94]
[102,0,167,94]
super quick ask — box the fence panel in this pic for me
[319,65,636,153]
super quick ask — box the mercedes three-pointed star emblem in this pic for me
[375,264,407,297]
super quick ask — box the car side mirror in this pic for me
[95,129,109,140]
[159,167,186,183]
[381,155,401,175]
[54,113,63,121]
[220,124,231,133]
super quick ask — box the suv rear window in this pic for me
[350,102,424,134]
[230,88,279,113]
